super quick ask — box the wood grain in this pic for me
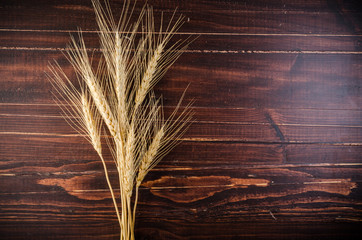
[2,31,362,52]
[1,107,362,147]
[1,0,361,34]
[0,0,361,239]
[1,50,361,109]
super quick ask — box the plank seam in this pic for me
[0,131,361,145]
[1,29,362,37]
[1,46,362,54]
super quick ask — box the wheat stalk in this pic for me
[48,1,193,239]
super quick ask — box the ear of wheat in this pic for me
[48,1,193,239]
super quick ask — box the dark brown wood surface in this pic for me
[1,0,361,239]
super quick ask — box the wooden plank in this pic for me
[2,105,362,126]
[1,165,362,192]
[0,0,361,34]
[1,31,362,52]
[0,221,360,240]
[1,134,361,169]
[0,168,361,237]
[2,0,361,14]
[1,50,361,109]
[0,175,360,234]
[1,109,362,143]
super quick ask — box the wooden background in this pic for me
[1,0,362,239]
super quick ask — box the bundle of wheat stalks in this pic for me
[48,0,192,239]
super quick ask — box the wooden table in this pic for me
[1,0,361,239]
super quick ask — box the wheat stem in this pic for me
[49,1,192,239]
[100,155,122,228]
[132,185,139,231]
